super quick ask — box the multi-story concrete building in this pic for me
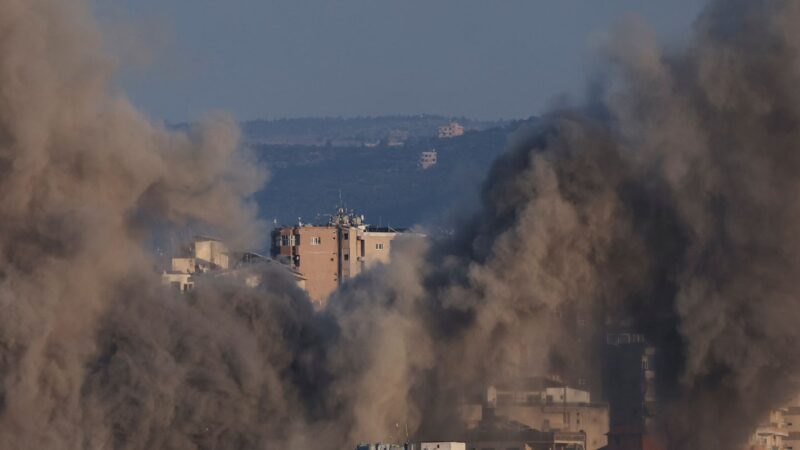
[438,122,465,138]
[782,397,800,450]
[272,208,418,307]
[603,331,659,450]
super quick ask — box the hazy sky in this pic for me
[96,1,708,122]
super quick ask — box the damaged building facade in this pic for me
[162,236,306,292]
[461,377,607,450]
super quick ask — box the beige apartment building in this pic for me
[272,208,416,307]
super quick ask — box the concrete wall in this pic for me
[360,231,396,268]
[171,257,195,274]
[194,239,229,269]
[543,387,591,405]
[163,272,193,292]
[784,404,800,450]
[340,228,402,281]
[295,226,339,305]
[340,226,360,281]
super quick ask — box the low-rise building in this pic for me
[466,410,586,450]
[471,380,608,450]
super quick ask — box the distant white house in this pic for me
[419,149,438,170]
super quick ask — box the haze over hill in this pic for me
[242,116,528,228]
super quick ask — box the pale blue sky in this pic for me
[96,1,708,122]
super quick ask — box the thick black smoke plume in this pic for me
[1,0,799,449]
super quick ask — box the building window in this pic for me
[376,243,384,250]
[281,236,289,246]
[343,232,349,240]
[311,237,321,245]
[344,254,349,261]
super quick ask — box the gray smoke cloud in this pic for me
[329,0,800,447]
[0,0,269,447]
[1,0,799,449]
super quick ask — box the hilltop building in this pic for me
[388,129,409,146]
[420,149,438,170]
[271,208,420,306]
[438,122,465,138]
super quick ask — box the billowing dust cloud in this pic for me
[1,0,799,449]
